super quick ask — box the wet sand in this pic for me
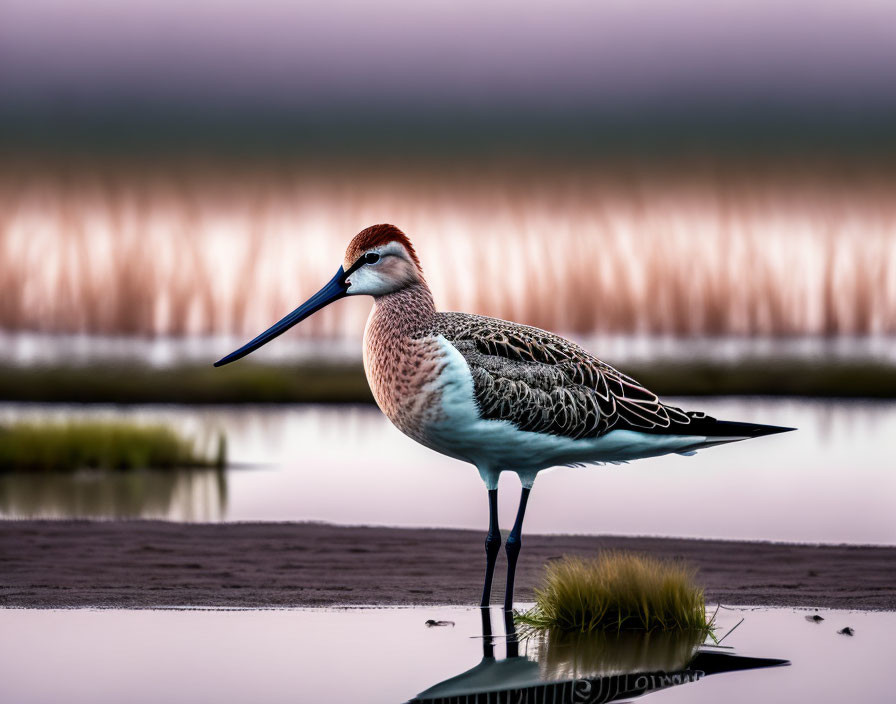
[2,521,894,610]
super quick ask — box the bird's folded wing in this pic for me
[425,312,693,440]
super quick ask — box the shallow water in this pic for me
[2,398,895,545]
[0,606,888,704]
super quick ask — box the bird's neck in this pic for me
[362,281,441,441]
[370,282,437,334]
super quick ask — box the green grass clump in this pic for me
[516,553,712,634]
[0,421,225,472]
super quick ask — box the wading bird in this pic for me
[215,224,792,611]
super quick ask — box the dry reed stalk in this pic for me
[0,213,28,331]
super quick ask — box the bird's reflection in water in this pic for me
[410,608,788,704]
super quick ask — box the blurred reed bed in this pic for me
[2,157,895,339]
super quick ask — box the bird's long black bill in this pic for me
[214,266,348,367]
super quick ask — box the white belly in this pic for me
[420,336,716,489]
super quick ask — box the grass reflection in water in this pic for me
[0,467,227,520]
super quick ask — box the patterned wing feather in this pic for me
[422,313,695,440]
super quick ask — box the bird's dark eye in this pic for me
[364,252,380,264]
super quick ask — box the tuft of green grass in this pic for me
[0,421,225,472]
[516,553,713,635]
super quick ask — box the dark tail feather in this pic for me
[670,416,795,455]
[676,415,796,439]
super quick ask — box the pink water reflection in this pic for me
[2,398,894,545]
[0,606,890,704]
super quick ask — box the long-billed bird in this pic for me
[215,224,793,610]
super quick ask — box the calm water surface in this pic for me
[1,398,894,545]
[0,606,888,704]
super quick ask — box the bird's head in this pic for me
[214,224,422,367]
[342,223,424,296]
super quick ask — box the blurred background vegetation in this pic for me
[3,2,895,404]
[1,1,895,516]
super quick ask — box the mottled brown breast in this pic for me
[362,284,446,444]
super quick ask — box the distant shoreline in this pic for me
[3,359,896,404]
[2,521,894,610]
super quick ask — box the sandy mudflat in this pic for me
[1,521,894,610]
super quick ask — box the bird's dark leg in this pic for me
[503,487,531,612]
[480,488,501,607]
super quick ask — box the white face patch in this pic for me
[345,242,419,296]
[345,263,392,296]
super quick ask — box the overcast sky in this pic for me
[2,0,895,115]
